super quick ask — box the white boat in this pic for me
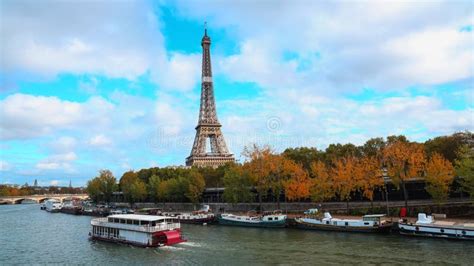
[295,211,392,233]
[398,213,474,240]
[44,199,62,213]
[174,205,216,224]
[218,211,287,228]
[90,214,186,247]
[110,209,124,215]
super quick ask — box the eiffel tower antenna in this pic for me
[186,27,235,167]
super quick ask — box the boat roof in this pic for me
[108,214,174,221]
[363,214,386,218]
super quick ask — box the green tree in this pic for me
[86,177,102,202]
[324,143,362,164]
[283,147,322,171]
[386,135,408,145]
[119,171,139,205]
[185,170,206,203]
[425,132,472,163]
[157,180,171,202]
[98,170,117,203]
[148,174,161,203]
[455,145,474,198]
[129,178,147,205]
[223,165,254,203]
[86,170,117,203]
[166,177,187,202]
[361,137,385,158]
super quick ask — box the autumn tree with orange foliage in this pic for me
[242,144,275,211]
[282,159,311,202]
[353,156,384,209]
[309,161,334,203]
[331,156,358,213]
[383,141,425,208]
[425,153,455,205]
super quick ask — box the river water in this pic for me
[0,204,472,265]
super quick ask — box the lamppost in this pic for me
[382,168,390,216]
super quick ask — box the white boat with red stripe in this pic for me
[90,214,186,247]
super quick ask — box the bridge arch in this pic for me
[39,197,64,203]
[13,198,25,204]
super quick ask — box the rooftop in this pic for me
[108,214,173,222]
[363,214,386,218]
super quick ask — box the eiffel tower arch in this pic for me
[186,28,235,167]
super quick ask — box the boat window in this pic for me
[345,222,348,226]
[275,217,278,220]
[268,217,273,221]
[364,222,369,225]
[120,219,125,224]
[141,221,149,225]
[326,221,329,225]
[151,222,156,226]
[127,219,132,225]
[440,229,444,233]
[133,220,139,225]
[108,218,113,222]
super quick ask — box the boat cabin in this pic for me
[106,214,178,227]
[362,214,387,225]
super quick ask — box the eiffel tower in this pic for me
[186,28,235,167]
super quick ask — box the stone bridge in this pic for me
[0,194,89,204]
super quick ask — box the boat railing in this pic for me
[91,218,180,232]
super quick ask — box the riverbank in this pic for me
[119,198,474,218]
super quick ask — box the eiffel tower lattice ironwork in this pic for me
[186,28,235,167]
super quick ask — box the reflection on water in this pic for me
[0,204,472,265]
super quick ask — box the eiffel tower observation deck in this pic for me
[186,28,235,167]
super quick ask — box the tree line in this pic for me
[86,132,474,208]
[0,185,83,197]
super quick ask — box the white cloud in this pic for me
[50,180,59,186]
[383,27,472,85]
[0,94,114,139]
[50,136,77,152]
[0,161,12,171]
[152,53,201,91]
[88,134,112,147]
[36,152,77,171]
[218,94,473,153]
[1,1,157,79]
[1,1,201,91]
[176,0,473,91]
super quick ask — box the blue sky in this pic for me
[1,0,473,186]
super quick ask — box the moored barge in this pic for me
[174,205,216,225]
[398,213,474,240]
[90,214,186,247]
[295,212,392,233]
[218,211,287,228]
